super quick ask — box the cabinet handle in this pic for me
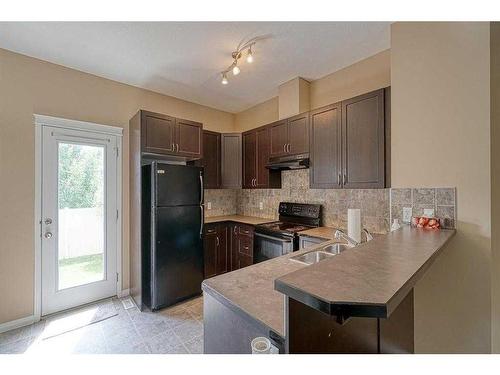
[216,236,219,246]
[283,144,286,153]
[337,173,341,186]
[234,226,237,235]
[343,173,347,186]
[288,143,291,153]
[176,143,179,152]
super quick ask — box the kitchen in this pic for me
[128,77,456,353]
[0,16,497,362]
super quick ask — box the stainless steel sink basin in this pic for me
[290,250,334,265]
[290,242,354,265]
[320,243,353,255]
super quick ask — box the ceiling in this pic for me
[0,22,390,113]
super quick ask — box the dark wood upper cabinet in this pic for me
[175,118,203,158]
[140,110,202,160]
[255,126,272,187]
[308,88,388,190]
[270,120,288,157]
[309,103,342,189]
[287,113,309,155]
[242,131,257,188]
[341,89,385,189]
[243,126,281,189]
[141,111,176,154]
[201,131,220,189]
[270,114,310,157]
[221,133,242,188]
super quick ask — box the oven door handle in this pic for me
[254,232,293,243]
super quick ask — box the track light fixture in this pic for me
[220,37,261,85]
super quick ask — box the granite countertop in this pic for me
[204,215,273,225]
[275,226,456,319]
[298,226,336,240]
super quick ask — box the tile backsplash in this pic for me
[205,170,457,233]
[390,188,457,229]
[238,169,390,234]
[204,189,238,217]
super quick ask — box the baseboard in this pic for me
[117,289,130,298]
[0,315,37,334]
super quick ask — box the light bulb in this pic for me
[246,48,253,63]
[221,73,228,85]
[232,64,240,76]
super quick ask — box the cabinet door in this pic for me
[216,225,228,275]
[229,224,239,272]
[141,111,176,154]
[309,103,342,188]
[176,118,203,158]
[269,120,288,157]
[202,131,220,188]
[342,89,385,189]
[287,113,309,155]
[242,131,257,188]
[255,126,270,187]
[221,133,242,188]
[203,226,217,278]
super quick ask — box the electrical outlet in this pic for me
[402,207,412,223]
[259,202,264,210]
[423,208,435,217]
[207,202,212,210]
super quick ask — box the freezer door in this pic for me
[152,205,204,309]
[154,163,203,207]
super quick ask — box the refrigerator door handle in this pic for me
[200,204,204,238]
[199,172,204,204]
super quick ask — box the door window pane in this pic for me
[57,143,105,290]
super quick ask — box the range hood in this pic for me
[266,153,310,170]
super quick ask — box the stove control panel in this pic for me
[278,202,321,219]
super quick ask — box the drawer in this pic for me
[238,224,254,237]
[238,236,253,256]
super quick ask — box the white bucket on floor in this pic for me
[251,337,271,354]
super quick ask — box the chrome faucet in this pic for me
[334,229,360,246]
[334,228,374,246]
[363,228,374,242]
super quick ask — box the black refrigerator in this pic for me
[141,162,204,311]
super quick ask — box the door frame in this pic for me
[33,114,123,321]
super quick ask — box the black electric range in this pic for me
[253,202,322,263]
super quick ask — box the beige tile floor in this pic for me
[0,295,204,354]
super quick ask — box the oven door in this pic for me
[254,232,294,264]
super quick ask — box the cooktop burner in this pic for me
[258,221,314,234]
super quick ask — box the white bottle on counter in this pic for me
[391,219,401,231]
[347,209,361,243]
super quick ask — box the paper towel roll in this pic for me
[348,209,361,243]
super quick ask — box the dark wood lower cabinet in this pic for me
[285,290,414,354]
[203,226,218,278]
[204,222,254,278]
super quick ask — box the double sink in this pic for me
[290,243,353,265]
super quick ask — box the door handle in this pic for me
[200,205,204,238]
[199,171,204,204]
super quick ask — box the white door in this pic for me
[41,126,118,315]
